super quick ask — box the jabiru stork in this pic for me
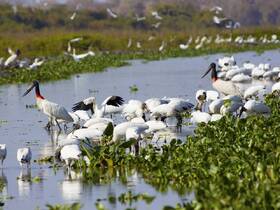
[22,80,74,130]
[202,63,243,96]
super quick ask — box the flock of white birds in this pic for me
[1,33,280,70]
[0,54,279,171]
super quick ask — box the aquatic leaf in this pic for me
[32,176,42,183]
[102,122,114,137]
[95,202,107,210]
[119,139,137,149]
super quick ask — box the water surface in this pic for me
[0,50,279,209]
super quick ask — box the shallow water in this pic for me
[0,50,279,209]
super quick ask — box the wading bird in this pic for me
[0,144,7,166]
[72,96,124,118]
[239,100,271,117]
[5,48,21,67]
[17,148,32,168]
[202,63,242,96]
[22,80,74,130]
[60,144,82,170]
[107,8,118,18]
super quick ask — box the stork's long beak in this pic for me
[22,83,35,97]
[201,66,212,78]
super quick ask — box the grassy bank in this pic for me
[0,27,280,86]
[71,92,280,209]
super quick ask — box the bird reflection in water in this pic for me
[17,168,32,197]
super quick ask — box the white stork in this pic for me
[17,147,32,168]
[22,80,74,130]
[60,144,82,170]
[0,144,7,166]
[72,96,124,118]
[240,100,271,117]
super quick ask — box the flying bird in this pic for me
[107,8,118,18]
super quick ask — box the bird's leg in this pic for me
[64,123,68,131]
[134,139,140,156]
[45,118,51,131]
[55,119,62,131]
[176,115,183,133]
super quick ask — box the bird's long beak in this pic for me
[201,66,212,78]
[22,83,35,97]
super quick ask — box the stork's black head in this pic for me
[201,63,216,78]
[22,80,39,97]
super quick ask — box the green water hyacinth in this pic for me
[75,93,280,209]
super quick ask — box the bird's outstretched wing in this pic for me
[72,101,93,112]
[102,96,124,107]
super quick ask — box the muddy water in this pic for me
[0,50,278,209]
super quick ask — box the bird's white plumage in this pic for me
[69,110,90,124]
[17,148,32,167]
[206,90,220,101]
[208,99,224,114]
[113,122,145,142]
[71,49,95,62]
[4,49,18,67]
[244,85,265,99]
[210,114,223,122]
[83,97,96,105]
[145,120,167,133]
[122,100,146,120]
[272,82,280,92]
[83,118,113,128]
[67,127,103,140]
[126,124,149,141]
[191,111,211,123]
[145,98,168,112]
[60,144,81,163]
[231,73,251,83]
[212,79,242,96]
[38,98,73,123]
[243,100,271,115]
[220,101,243,115]
[0,144,7,165]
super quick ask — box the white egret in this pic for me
[107,8,118,18]
[4,48,21,67]
[71,48,95,62]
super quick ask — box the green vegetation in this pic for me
[72,93,280,209]
[129,84,139,93]
[0,54,128,85]
[1,32,280,86]
[0,2,280,86]
[45,203,82,210]
[95,191,155,210]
